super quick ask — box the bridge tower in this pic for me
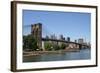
[31,23,42,49]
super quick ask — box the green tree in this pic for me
[53,44,60,50]
[23,36,28,49]
[60,43,66,50]
[44,42,53,51]
[23,35,38,51]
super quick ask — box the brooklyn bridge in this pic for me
[24,23,90,51]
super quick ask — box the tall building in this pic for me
[74,40,77,43]
[31,23,42,49]
[50,34,57,39]
[59,35,65,40]
[50,34,57,45]
[78,38,84,44]
[67,37,70,42]
[45,35,49,39]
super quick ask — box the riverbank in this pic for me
[23,49,80,57]
[23,49,90,62]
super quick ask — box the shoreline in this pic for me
[23,49,80,57]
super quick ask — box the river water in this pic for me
[23,49,91,62]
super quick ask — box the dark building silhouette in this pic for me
[45,35,49,39]
[60,35,65,40]
[75,40,77,43]
[67,37,70,42]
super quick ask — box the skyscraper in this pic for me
[59,35,65,40]
[78,38,84,44]
[67,37,70,42]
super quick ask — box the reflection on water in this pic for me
[23,49,91,62]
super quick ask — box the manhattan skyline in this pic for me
[23,10,91,42]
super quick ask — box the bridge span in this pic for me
[41,38,90,50]
[30,23,90,50]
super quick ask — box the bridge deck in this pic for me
[42,38,88,47]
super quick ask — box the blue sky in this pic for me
[23,10,91,42]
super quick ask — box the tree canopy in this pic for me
[23,35,38,51]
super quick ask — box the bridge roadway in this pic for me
[42,38,88,47]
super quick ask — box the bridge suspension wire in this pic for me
[23,25,31,27]
[23,24,53,37]
[23,25,31,35]
[42,24,53,38]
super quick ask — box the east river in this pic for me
[23,49,91,62]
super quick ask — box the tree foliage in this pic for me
[44,42,53,51]
[44,42,67,51]
[53,44,60,50]
[23,35,38,51]
[60,43,66,50]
